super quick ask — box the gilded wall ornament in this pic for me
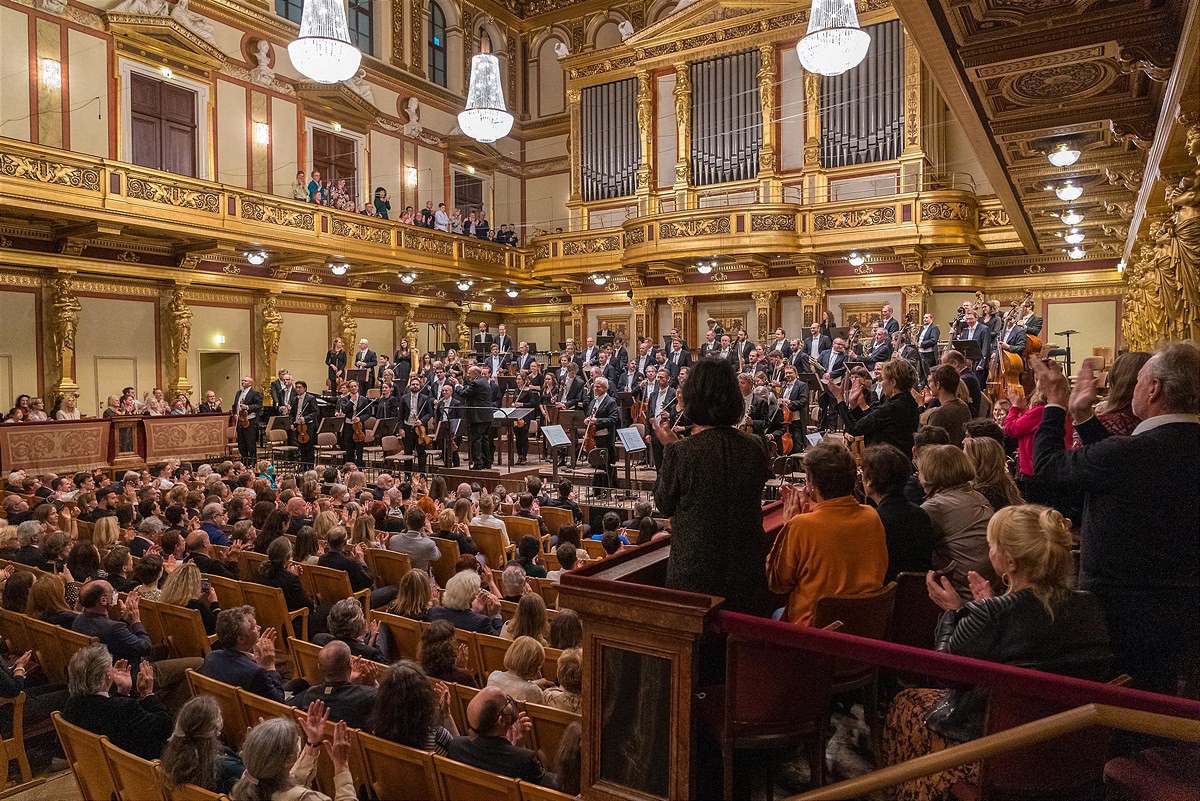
[0,154,101,191]
[659,216,731,238]
[978,209,1011,228]
[814,207,896,230]
[241,199,315,229]
[126,177,220,212]
[750,213,795,231]
[562,235,621,255]
[167,288,192,355]
[920,202,972,222]
[332,217,391,245]
[623,227,646,247]
[50,277,81,363]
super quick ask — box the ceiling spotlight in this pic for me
[1047,143,1081,168]
[398,272,416,284]
[1060,209,1084,226]
[505,287,518,298]
[456,279,473,291]
[329,262,349,276]
[847,252,867,267]
[1066,246,1086,260]
[591,273,608,286]
[245,250,267,265]
[1054,182,1083,202]
[1064,228,1085,245]
[696,261,713,275]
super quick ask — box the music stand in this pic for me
[1054,329,1079,376]
[597,335,614,349]
[950,340,984,367]
[497,376,518,394]
[616,426,646,498]
[527,343,538,356]
[493,408,531,470]
[346,369,368,387]
[556,410,588,468]
[541,424,571,482]
[441,341,462,355]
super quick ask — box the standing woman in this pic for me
[1092,351,1150,436]
[512,373,541,465]
[652,359,773,615]
[820,309,839,341]
[326,338,347,394]
[393,341,413,387]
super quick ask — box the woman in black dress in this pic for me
[512,373,542,465]
[325,338,347,393]
[393,341,414,386]
[829,358,921,454]
[652,359,772,615]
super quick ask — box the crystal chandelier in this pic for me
[288,0,361,84]
[797,0,870,76]
[459,34,513,143]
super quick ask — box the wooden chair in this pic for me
[475,632,512,678]
[103,737,168,801]
[469,525,509,570]
[364,548,411,589]
[306,716,369,800]
[451,683,480,735]
[382,435,415,471]
[429,537,461,587]
[541,553,561,573]
[157,602,215,659]
[531,578,559,610]
[289,637,324,685]
[886,572,941,651]
[75,519,94,543]
[499,599,519,621]
[696,633,836,798]
[524,701,580,768]
[204,574,244,610]
[25,618,95,685]
[434,754,523,801]
[500,516,543,549]
[135,598,172,652]
[541,646,564,684]
[518,782,577,801]
[305,563,371,607]
[170,783,229,800]
[235,551,268,582]
[240,582,309,646]
[538,506,574,537]
[453,629,484,682]
[315,431,346,467]
[369,610,424,661]
[266,426,299,464]
[53,712,120,801]
[0,692,46,787]
[236,688,295,729]
[581,539,607,561]
[186,670,248,750]
[358,731,445,801]
[0,608,33,656]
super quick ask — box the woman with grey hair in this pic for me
[313,597,384,662]
[159,695,243,795]
[230,701,353,801]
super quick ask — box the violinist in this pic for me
[511,373,541,465]
[526,358,544,388]
[778,364,809,455]
[432,383,462,468]
[583,376,620,485]
[290,380,320,465]
[737,373,770,436]
[325,338,347,393]
[230,376,263,462]
[399,377,433,474]
[337,380,372,463]
[644,369,676,470]
[513,342,537,374]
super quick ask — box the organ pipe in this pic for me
[820,19,903,169]
[689,49,762,187]
[581,78,639,201]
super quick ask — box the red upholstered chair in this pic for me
[696,633,836,799]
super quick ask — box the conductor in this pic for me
[455,366,494,470]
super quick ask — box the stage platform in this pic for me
[433,464,543,488]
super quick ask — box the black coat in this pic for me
[874,495,935,581]
[62,693,173,761]
[289,681,377,729]
[200,647,284,701]
[839,392,920,454]
[454,377,494,424]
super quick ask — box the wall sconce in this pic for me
[214,334,226,345]
[160,66,173,80]
[331,121,342,132]
[405,167,418,187]
[254,122,270,145]
[40,59,62,90]
[847,252,867,267]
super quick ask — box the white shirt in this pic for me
[434,209,450,231]
[1131,413,1200,435]
[809,338,821,359]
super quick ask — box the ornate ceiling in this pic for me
[894,0,1189,256]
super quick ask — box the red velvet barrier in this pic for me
[715,610,1200,720]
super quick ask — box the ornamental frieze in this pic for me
[659,216,731,239]
[920,202,973,222]
[331,217,392,245]
[813,207,896,230]
[750,213,796,232]
[125,176,220,213]
[241,199,315,230]
[978,209,1011,228]
[623,227,646,247]
[403,230,454,256]
[562,235,621,255]
[0,153,101,192]
[462,242,507,266]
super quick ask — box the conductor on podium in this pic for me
[455,366,494,470]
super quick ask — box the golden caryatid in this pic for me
[261,296,283,371]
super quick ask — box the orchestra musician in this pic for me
[917,313,941,380]
[633,338,659,377]
[231,376,263,462]
[1019,300,1044,336]
[399,377,433,474]
[511,374,541,465]
[817,337,851,431]
[513,342,537,373]
[611,337,629,373]
[392,341,413,386]
[666,338,691,371]
[958,308,992,386]
[455,366,493,470]
[698,329,719,359]
[290,380,320,465]
[999,316,1028,359]
[599,350,622,387]
[583,376,620,485]
[736,373,770,436]
[734,329,754,367]
[644,369,676,470]
[892,332,921,374]
[859,328,895,369]
[325,338,347,394]
[879,304,900,336]
[705,317,724,341]
[354,339,377,389]
[493,323,513,356]
[778,364,809,455]
[580,337,600,367]
[802,323,831,368]
[768,327,792,359]
[337,380,373,463]
[527,359,544,388]
[473,321,493,352]
[717,334,736,363]
[375,380,399,421]
[483,343,508,378]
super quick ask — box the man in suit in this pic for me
[455,366,495,470]
[653,349,679,385]
[736,373,771,435]
[596,325,615,339]
[942,349,982,417]
[859,329,895,369]
[778,364,809,454]
[705,317,724,341]
[666,338,691,371]
[633,338,658,378]
[446,687,557,788]
[268,369,287,410]
[397,377,433,474]
[698,329,719,359]
[272,371,296,417]
[200,606,285,701]
[956,309,991,386]
[644,369,677,469]
[611,337,629,374]
[320,532,395,609]
[817,338,851,430]
[354,339,378,389]
[513,342,537,373]
[717,334,737,364]
[432,383,462,467]
[598,350,622,387]
[1032,344,1200,693]
[801,323,831,370]
[197,389,223,413]
[62,644,174,760]
[290,380,320,464]
[916,313,941,382]
[337,380,373,464]
[768,327,792,359]
[483,342,509,378]
[879,304,900,337]
[230,376,263,463]
[184,531,238,579]
[493,323,513,356]
[1019,300,1044,336]
[580,336,600,367]
[998,317,1028,363]
[473,322,493,352]
[583,376,620,484]
[734,329,755,367]
[288,641,377,728]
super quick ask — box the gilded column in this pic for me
[567,88,583,203]
[801,72,825,200]
[667,296,692,345]
[569,304,584,343]
[902,283,932,327]
[751,290,777,346]
[409,0,423,74]
[900,28,927,191]
[260,294,283,383]
[48,273,81,402]
[635,71,654,214]
[392,0,408,68]
[165,286,194,399]
[336,301,358,351]
[757,44,778,190]
[672,63,692,203]
[797,286,825,329]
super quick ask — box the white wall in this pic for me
[277,311,329,390]
[271,96,300,195]
[216,79,248,187]
[0,290,40,407]
[0,6,30,142]
[1044,299,1119,364]
[76,295,158,415]
[188,303,253,393]
[68,29,110,157]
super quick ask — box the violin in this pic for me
[781,398,794,454]
[582,421,597,451]
[238,406,250,429]
[296,416,310,445]
[415,421,434,446]
[351,418,366,442]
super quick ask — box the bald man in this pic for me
[446,686,557,788]
[287,641,377,729]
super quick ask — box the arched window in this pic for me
[429,1,447,88]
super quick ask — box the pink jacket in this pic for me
[1003,404,1074,476]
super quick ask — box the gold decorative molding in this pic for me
[659,216,730,239]
[0,153,101,191]
[920,201,973,222]
[240,198,316,230]
[814,207,896,230]
[331,217,392,245]
[125,174,220,213]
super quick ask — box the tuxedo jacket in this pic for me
[1022,314,1044,336]
[273,383,297,412]
[958,325,992,365]
[454,378,494,424]
[473,333,493,350]
[655,360,680,381]
[601,362,623,387]
[861,341,894,369]
[291,393,320,427]
[646,385,677,422]
[493,335,513,354]
[745,395,771,435]
[612,347,629,372]
[513,353,537,372]
[230,387,263,420]
[584,393,620,439]
[633,351,659,377]
[433,396,462,424]
[802,335,832,364]
[735,340,755,365]
[880,318,901,336]
[818,349,850,379]
[698,342,720,359]
[483,355,510,376]
[198,401,223,413]
[778,379,809,412]
[1003,326,1028,356]
[580,347,600,366]
[338,394,373,420]
[666,348,691,370]
[918,325,941,351]
[554,376,585,409]
[768,339,793,358]
[269,380,286,406]
[399,390,433,426]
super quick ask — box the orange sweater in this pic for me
[765,495,888,626]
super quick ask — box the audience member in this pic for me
[159,695,244,795]
[289,641,377,729]
[63,644,173,760]
[199,605,284,701]
[370,660,457,754]
[446,687,557,788]
[918,445,997,601]
[860,444,935,581]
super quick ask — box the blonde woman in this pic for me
[884,505,1111,801]
[55,394,82,420]
[485,635,549,704]
[499,592,549,645]
[542,648,582,713]
[26,398,48,422]
[388,569,436,622]
[313,510,340,541]
[159,561,220,634]
[349,515,378,549]
[90,516,121,555]
[962,437,1022,512]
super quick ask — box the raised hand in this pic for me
[506,710,533,745]
[1067,361,1099,423]
[136,663,155,697]
[12,650,33,674]
[926,571,962,611]
[254,627,276,668]
[300,700,329,746]
[325,721,351,775]
[967,570,994,602]
[111,659,133,695]
[1030,356,1069,409]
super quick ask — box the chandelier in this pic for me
[288,0,361,84]
[797,0,870,76]
[459,34,513,143]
